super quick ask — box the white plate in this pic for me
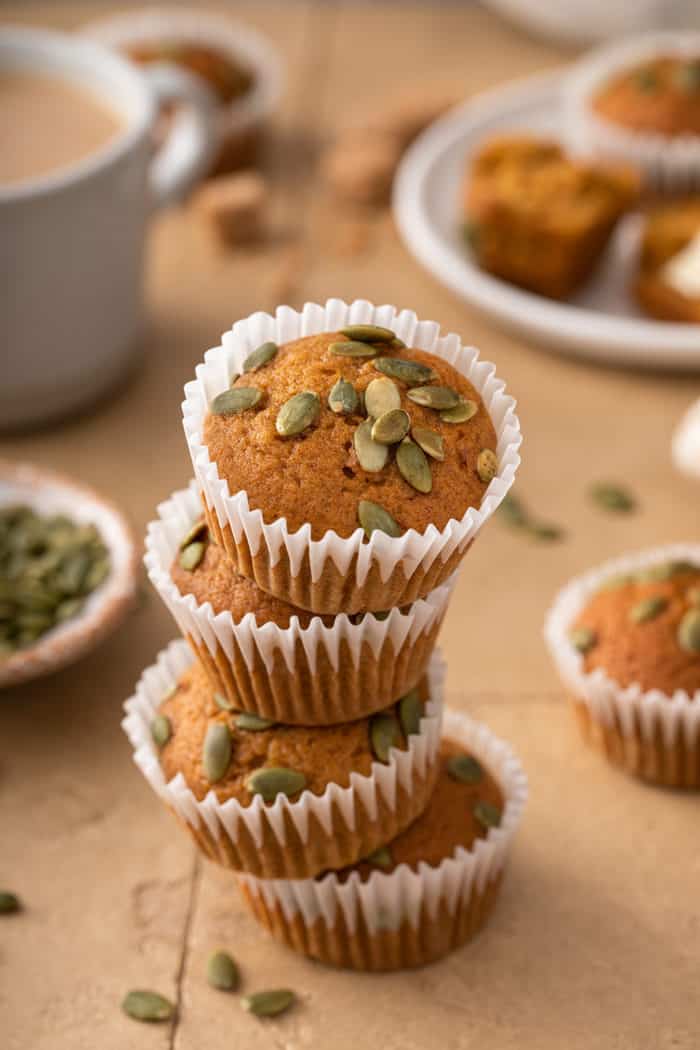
[393,71,700,370]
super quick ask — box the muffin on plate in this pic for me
[182,300,520,615]
[545,546,700,788]
[635,198,700,322]
[237,711,527,971]
[591,55,700,140]
[122,640,444,879]
[463,135,639,299]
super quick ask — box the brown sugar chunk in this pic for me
[593,56,700,137]
[193,171,268,245]
[203,332,497,540]
[635,198,700,322]
[570,562,700,695]
[158,661,428,803]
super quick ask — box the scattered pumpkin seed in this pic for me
[637,560,696,583]
[407,385,460,410]
[354,419,389,472]
[242,341,278,373]
[371,409,411,445]
[447,754,483,784]
[246,766,307,802]
[411,426,445,461]
[328,377,359,415]
[676,60,700,91]
[398,688,423,737]
[122,989,174,1023]
[635,68,658,92]
[440,398,478,423]
[476,449,498,484]
[340,323,395,343]
[529,523,565,542]
[358,500,403,538]
[364,377,401,418]
[213,692,235,712]
[370,713,401,763]
[589,482,636,513]
[365,846,393,869]
[396,438,432,493]
[0,891,20,914]
[569,627,597,653]
[630,596,668,624]
[276,391,320,436]
[241,989,296,1018]
[179,541,205,572]
[210,387,262,416]
[473,800,502,829]
[150,714,171,749]
[202,723,232,783]
[678,609,700,653]
[207,950,240,991]
[374,357,437,386]
[235,712,276,731]
[329,340,379,358]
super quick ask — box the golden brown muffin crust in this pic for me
[571,563,700,695]
[593,56,700,137]
[158,660,428,803]
[203,332,497,540]
[635,199,700,322]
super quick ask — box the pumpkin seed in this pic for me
[447,754,483,784]
[235,712,276,731]
[358,500,402,539]
[328,377,359,415]
[407,385,460,411]
[637,560,696,583]
[180,518,208,550]
[398,688,423,737]
[396,439,432,493]
[411,426,445,461]
[276,391,320,436]
[589,482,636,513]
[678,609,700,653]
[635,68,658,92]
[371,409,410,445]
[150,714,171,749]
[202,723,232,783]
[364,377,401,418]
[473,800,502,829]
[0,891,20,914]
[569,627,597,653]
[213,692,234,712]
[210,387,262,416]
[207,950,240,991]
[179,541,205,572]
[353,420,389,472]
[122,989,174,1023]
[374,357,437,386]
[329,340,379,358]
[246,766,307,802]
[55,598,85,623]
[370,713,401,763]
[476,449,498,484]
[241,989,296,1018]
[529,523,564,542]
[365,846,393,869]
[243,341,278,373]
[630,596,668,624]
[340,324,395,343]
[676,60,700,91]
[440,398,478,423]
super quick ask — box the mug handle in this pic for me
[141,63,218,209]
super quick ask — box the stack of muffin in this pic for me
[124,300,527,971]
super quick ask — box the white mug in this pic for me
[0,26,217,429]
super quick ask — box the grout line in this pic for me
[170,850,202,1050]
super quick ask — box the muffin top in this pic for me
[569,559,700,695]
[155,660,428,803]
[592,55,700,136]
[202,330,498,541]
[328,737,504,882]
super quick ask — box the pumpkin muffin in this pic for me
[592,55,700,139]
[237,712,528,971]
[463,135,639,299]
[125,642,444,879]
[545,548,700,788]
[635,198,700,322]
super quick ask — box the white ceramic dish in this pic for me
[0,461,138,688]
[393,71,700,371]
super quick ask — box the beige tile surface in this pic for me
[2,4,699,1048]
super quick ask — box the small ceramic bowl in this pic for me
[0,461,138,688]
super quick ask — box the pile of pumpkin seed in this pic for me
[0,505,110,656]
[569,560,700,656]
[209,324,498,540]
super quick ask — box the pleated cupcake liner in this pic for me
[145,481,454,724]
[236,710,527,971]
[563,32,700,194]
[122,639,445,878]
[544,543,700,788]
[182,298,521,614]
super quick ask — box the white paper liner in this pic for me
[122,638,444,855]
[563,32,700,193]
[237,709,527,937]
[544,544,700,750]
[181,298,521,610]
[145,481,454,715]
[673,398,700,481]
